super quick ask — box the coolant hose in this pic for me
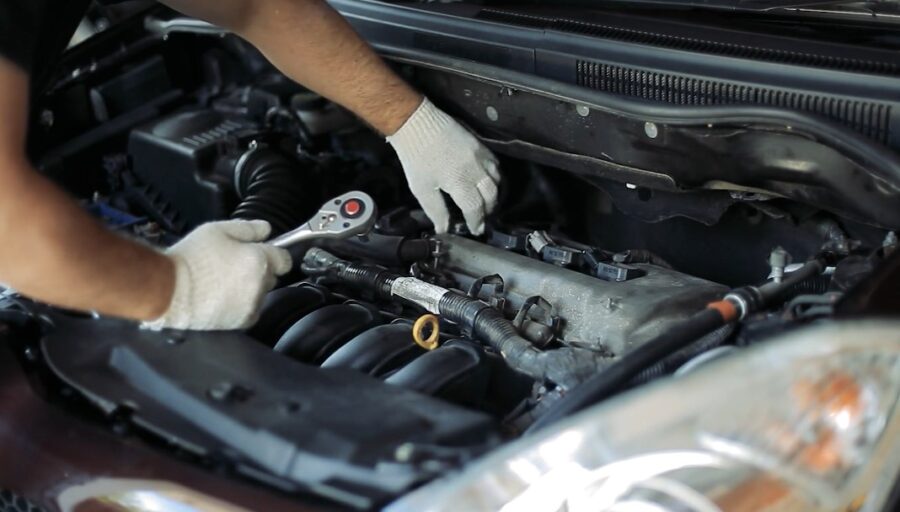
[305,248,611,389]
[527,256,828,433]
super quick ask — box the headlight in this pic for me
[387,321,900,512]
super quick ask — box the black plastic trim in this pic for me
[38,310,496,509]
[476,8,900,77]
[330,0,900,151]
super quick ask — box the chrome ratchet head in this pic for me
[268,191,377,248]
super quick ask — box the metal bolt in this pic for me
[576,105,590,117]
[208,382,231,402]
[395,443,415,462]
[40,110,55,128]
[431,239,444,268]
[625,183,637,190]
[486,106,499,122]
[883,232,897,257]
[768,247,790,283]
[248,140,259,150]
[166,334,185,345]
[644,122,659,139]
[207,382,254,403]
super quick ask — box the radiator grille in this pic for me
[576,60,892,143]
[478,9,900,76]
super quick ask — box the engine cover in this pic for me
[39,309,496,509]
[436,235,727,355]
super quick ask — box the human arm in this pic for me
[0,59,175,320]
[161,0,421,134]
[0,58,290,329]
[160,0,500,234]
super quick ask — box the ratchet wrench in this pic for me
[268,191,377,248]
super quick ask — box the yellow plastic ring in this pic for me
[412,314,441,351]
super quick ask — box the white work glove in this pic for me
[143,220,292,331]
[387,98,500,235]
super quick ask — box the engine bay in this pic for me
[4,7,900,509]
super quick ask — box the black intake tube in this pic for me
[232,148,319,235]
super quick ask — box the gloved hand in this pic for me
[143,220,292,331]
[387,98,500,235]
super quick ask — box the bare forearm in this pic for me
[165,0,422,134]
[0,161,174,320]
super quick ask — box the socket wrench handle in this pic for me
[269,191,377,248]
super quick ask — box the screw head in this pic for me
[395,443,415,462]
[644,122,659,139]
[576,105,590,117]
[486,106,499,122]
[166,334,185,345]
[40,110,55,128]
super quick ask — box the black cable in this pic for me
[632,323,734,383]
[264,105,314,148]
[528,257,828,433]
[757,258,826,304]
[319,234,432,266]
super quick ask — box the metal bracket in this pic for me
[512,296,560,348]
[467,274,506,310]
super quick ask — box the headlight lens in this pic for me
[388,321,900,512]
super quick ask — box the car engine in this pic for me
[5,7,899,509]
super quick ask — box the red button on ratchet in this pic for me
[341,198,364,218]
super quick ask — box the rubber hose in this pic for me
[528,257,827,432]
[232,148,319,235]
[310,251,612,389]
[320,234,432,266]
[632,323,733,383]
[438,290,612,389]
[783,275,832,300]
[757,258,827,304]
[331,261,396,297]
